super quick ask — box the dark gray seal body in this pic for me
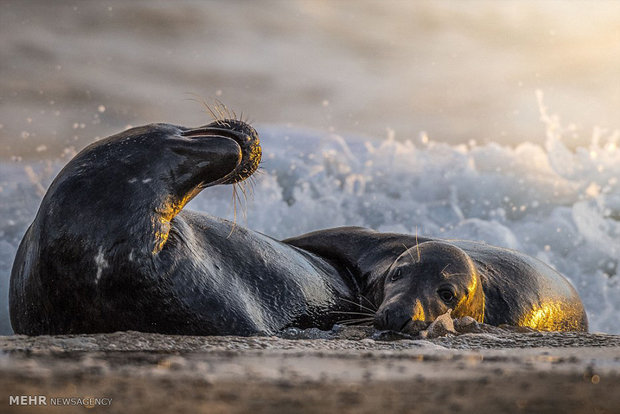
[286,229,588,332]
[10,120,358,335]
[9,120,588,335]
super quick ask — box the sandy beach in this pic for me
[2,330,620,413]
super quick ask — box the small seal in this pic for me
[9,119,588,335]
[286,228,588,332]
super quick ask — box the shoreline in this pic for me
[2,331,619,413]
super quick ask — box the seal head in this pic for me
[374,241,485,333]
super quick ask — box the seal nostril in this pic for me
[383,309,391,327]
[373,309,389,329]
[376,307,418,331]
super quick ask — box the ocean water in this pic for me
[1,98,619,335]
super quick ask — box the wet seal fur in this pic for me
[287,229,588,333]
[10,120,588,335]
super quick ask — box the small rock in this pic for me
[454,316,482,333]
[420,309,457,339]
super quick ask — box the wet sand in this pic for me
[2,330,620,413]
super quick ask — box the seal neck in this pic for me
[152,187,202,254]
[452,263,485,323]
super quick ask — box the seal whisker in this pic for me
[337,317,375,324]
[216,118,232,128]
[186,94,225,124]
[182,92,209,108]
[337,317,374,323]
[444,272,470,278]
[185,95,224,126]
[212,100,224,118]
[360,295,377,312]
[240,180,249,199]
[232,183,239,220]
[206,101,231,127]
[337,297,377,313]
[415,226,421,261]
[224,103,233,119]
[329,310,375,317]
[338,319,374,326]
[214,99,233,120]
[182,95,207,112]
[360,294,378,311]
[247,179,256,200]
[233,183,246,222]
[388,253,402,274]
[338,297,376,312]
[337,321,359,326]
[350,321,375,326]
[246,176,257,197]
[226,184,240,238]
[204,104,221,122]
[212,101,227,122]
[238,182,249,222]
[402,243,415,263]
[241,176,254,198]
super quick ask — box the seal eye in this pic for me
[391,269,402,282]
[438,288,455,303]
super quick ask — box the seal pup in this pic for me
[287,228,588,333]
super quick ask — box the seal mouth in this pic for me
[181,119,261,185]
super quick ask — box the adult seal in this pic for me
[10,119,588,335]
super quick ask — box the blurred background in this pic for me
[3,1,620,335]
[1,0,620,160]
